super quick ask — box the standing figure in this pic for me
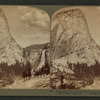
[27,68,31,80]
[60,75,66,89]
[22,68,27,82]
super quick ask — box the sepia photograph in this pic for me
[0,6,50,89]
[1,4,100,92]
[50,6,100,89]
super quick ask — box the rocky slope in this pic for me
[51,9,100,68]
[23,43,50,69]
[51,8,100,89]
[0,8,50,71]
[0,8,50,88]
[0,8,23,65]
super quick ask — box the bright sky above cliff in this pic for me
[0,6,100,47]
[0,6,50,47]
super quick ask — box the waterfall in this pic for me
[37,50,46,70]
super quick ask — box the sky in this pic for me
[52,6,100,46]
[0,6,50,47]
[0,6,100,47]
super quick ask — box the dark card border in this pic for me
[0,0,99,5]
[0,0,99,99]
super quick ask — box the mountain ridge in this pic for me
[51,8,100,67]
[0,8,50,71]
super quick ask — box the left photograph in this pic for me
[0,6,50,89]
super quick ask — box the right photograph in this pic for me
[50,6,100,89]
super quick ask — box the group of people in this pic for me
[22,68,32,82]
[22,66,49,82]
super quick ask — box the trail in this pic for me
[3,75,49,89]
[83,77,100,89]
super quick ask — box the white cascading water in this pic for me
[37,49,46,70]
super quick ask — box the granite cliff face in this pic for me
[51,9,100,67]
[23,43,50,69]
[0,8,50,88]
[50,8,100,89]
[0,8,23,65]
[0,8,50,71]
